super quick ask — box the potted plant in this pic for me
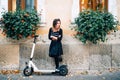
[74,10,119,44]
[0,9,40,41]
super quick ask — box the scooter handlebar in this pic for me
[33,35,39,43]
[34,35,39,38]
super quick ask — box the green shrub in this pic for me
[74,10,119,44]
[1,9,40,40]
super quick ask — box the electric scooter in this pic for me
[23,35,68,76]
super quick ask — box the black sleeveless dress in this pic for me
[48,28,63,57]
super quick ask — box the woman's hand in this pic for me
[51,36,58,40]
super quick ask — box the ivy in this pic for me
[74,10,119,44]
[0,9,40,40]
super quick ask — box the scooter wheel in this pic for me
[23,66,33,76]
[59,65,68,76]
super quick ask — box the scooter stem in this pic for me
[30,43,36,60]
[30,35,38,60]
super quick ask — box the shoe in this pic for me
[55,68,59,71]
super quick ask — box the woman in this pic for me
[48,18,63,69]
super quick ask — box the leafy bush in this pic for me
[74,10,119,44]
[1,9,40,40]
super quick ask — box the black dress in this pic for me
[48,28,63,57]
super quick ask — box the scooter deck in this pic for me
[34,69,59,73]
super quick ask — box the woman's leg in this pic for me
[54,57,59,69]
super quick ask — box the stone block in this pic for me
[0,44,19,70]
[112,44,120,68]
[89,44,112,70]
[65,43,89,70]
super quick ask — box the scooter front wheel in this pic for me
[23,66,33,76]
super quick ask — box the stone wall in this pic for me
[1,33,120,70]
[19,34,120,70]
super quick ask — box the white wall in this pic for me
[71,0,80,23]
[0,0,8,18]
[37,0,46,24]
[45,0,73,29]
[37,0,79,25]
[108,0,117,19]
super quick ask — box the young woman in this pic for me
[48,18,63,69]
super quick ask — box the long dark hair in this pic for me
[53,18,61,28]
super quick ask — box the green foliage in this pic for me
[1,9,40,40]
[74,10,119,44]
